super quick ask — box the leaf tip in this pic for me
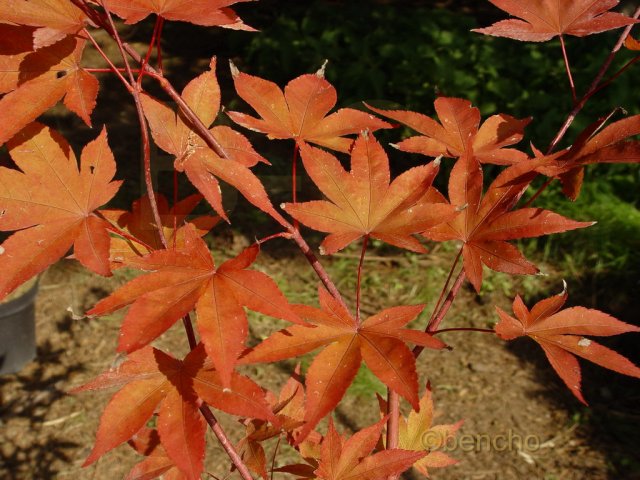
[316,59,328,78]
[229,60,240,78]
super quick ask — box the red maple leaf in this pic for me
[473,0,638,42]
[282,132,458,255]
[75,344,277,479]
[422,150,593,291]
[0,35,99,144]
[495,284,640,404]
[0,123,121,298]
[367,97,531,165]
[227,62,392,153]
[534,113,640,199]
[104,0,255,30]
[88,224,302,387]
[141,57,281,222]
[240,286,446,441]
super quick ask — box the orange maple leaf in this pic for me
[240,286,446,441]
[283,132,458,255]
[227,62,392,153]
[496,284,640,404]
[0,123,121,298]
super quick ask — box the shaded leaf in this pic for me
[495,285,640,404]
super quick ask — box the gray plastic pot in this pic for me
[0,279,38,375]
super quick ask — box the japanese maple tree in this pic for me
[0,0,639,479]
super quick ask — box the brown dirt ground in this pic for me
[1,230,636,480]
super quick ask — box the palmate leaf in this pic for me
[534,114,640,199]
[0,123,121,299]
[140,57,281,222]
[104,0,255,30]
[75,344,277,480]
[495,284,640,404]
[88,224,302,387]
[473,0,638,42]
[367,97,531,165]
[239,286,446,441]
[0,35,99,144]
[283,132,458,255]
[227,62,392,153]
[422,150,593,292]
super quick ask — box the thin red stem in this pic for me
[356,235,369,324]
[156,18,165,72]
[85,67,141,73]
[137,15,162,85]
[591,54,640,98]
[433,327,494,335]
[292,143,300,231]
[386,390,400,450]
[99,2,167,251]
[427,247,462,328]
[173,169,178,248]
[559,35,577,103]
[256,232,293,244]
[522,177,553,209]
[270,434,282,480]
[547,7,640,154]
[84,30,133,93]
[427,270,466,334]
[94,211,154,252]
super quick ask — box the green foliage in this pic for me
[526,166,640,275]
[230,1,638,146]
